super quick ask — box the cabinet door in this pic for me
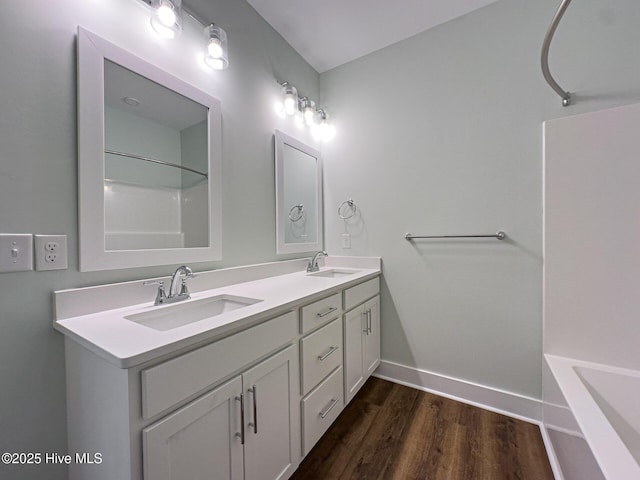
[363,295,381,377]
[242,344,300,480]
[344,306,365,404]
[142,377,244,480]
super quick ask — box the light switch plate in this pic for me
[341,234,351,249]
[0,234,33,272]
[34,235,68,271]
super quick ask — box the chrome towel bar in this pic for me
[405,231,506,241]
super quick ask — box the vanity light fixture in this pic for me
[204,24,228,70]
[142,0,230,70]
[281,82,299,116]
[150,0,183,39]
[276,81,335,141]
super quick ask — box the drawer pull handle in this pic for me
[248,385,258,434]
[317,306,338,318]
[318,345,339,361]
[236,394,245,445]
[319,398,339,419]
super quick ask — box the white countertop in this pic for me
[54,258,380,368]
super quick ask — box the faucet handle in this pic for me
[143,280,167,305]
[179,278,192,298]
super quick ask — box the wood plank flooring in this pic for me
[291,377,554,480]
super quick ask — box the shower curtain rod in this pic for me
[541,0,573,106]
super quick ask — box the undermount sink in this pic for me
[307,269,359,279]
[125,294,262,331]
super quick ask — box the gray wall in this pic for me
[320,0,640,399]
[2,0,640,478]
[0,1,317,479]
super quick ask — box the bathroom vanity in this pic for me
[54,257,381,480]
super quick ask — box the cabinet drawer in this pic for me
[344,277,380,311]
[301,366,344,455]
[300,292,341,334]
[300,318,342,395]
[141,311,297,419]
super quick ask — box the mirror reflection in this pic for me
[275,130,323,254]
[282,142,318,244]
[103,60,209,251]
[77,27,222,272]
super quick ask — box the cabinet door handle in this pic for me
[318,345,339,361]
[317,306,338,318]
[319,398,339,419]
[236,394,245,445]
[362,311,368,334]
[367,309,372,334]
[248,386,258,434]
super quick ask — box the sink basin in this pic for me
[307,269,359,279]
[125,294,262,331]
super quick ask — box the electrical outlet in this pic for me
[34,235,68,271]
[341,233,351,249]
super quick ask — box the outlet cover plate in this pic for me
[34,235,68,271]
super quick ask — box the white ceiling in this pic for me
[246,0,500,73]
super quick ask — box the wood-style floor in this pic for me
[291,377,554,480]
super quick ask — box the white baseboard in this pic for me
[373,360,543,424]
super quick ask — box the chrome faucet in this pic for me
[307,250,328,273]
[143,265,195,305]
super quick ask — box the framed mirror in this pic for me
[275,130,323,254]
[77,27,222,271]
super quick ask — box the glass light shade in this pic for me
[204,25,228,70]
[281,84,298,116]
[302,98,316,126]
[313,108,336,141]
[150,0,182,39]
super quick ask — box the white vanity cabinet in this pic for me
[143,345,299,480]
[65,311,300,480]
[60,264,381,480]
[344,278,381,403]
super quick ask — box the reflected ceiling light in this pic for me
[281,82,298,116]
[150,0,183,39]
[204,24,228,70]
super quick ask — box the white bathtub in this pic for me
[546,354,640,479]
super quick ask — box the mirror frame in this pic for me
[274,130,323,255]
[77,27,222,272]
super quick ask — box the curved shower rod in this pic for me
[541,0,573,106]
